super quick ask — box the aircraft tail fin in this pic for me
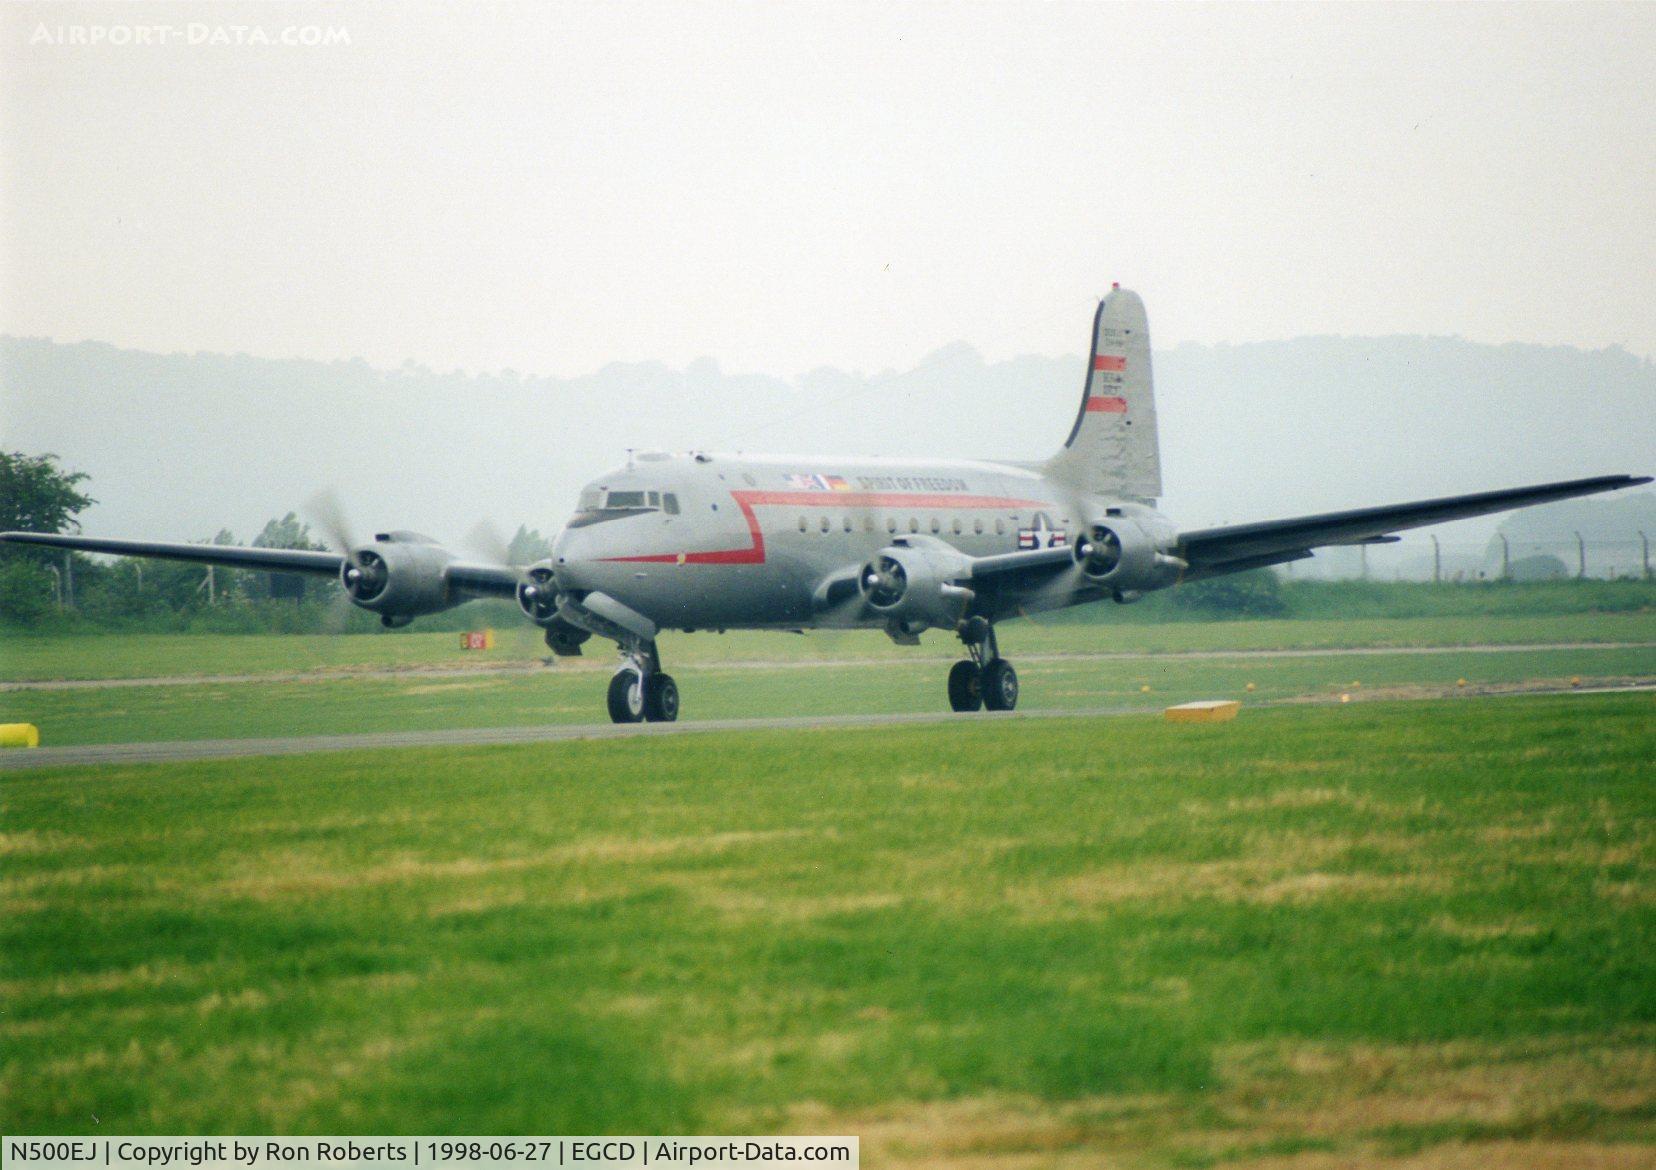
[1046,286,1162,502]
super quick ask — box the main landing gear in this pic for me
[949,617,1018,712]
[607,640,679,724]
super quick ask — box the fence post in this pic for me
[1574,531,1586,579]
[64,553,74,609]
[46,563,62,610]
[1499,533,1510,580]
[1642,531,1651,581]
[1431,535,1440,584]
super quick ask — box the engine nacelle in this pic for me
[1072,518,1186,595]
[858,540,975,630]
[339,532,458,624]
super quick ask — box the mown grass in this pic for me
[2,695,1651,1166]
[3,644,1652,746]
[3,611,1653,681]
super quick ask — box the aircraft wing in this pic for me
[1175,474,1652,579]
[0,531,345,575]
[967,545,1077,577]
[0,531,526,599]
[441,562,522,598]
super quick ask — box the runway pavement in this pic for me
[0,706,1139,771]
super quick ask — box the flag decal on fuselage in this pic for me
[1016,512,1068,550]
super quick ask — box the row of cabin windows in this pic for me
[797,514,1008,537]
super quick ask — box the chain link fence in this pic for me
[1280,534,1656,582]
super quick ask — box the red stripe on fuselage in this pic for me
[1093,354,1126,372]
[1085,396,1128,413]
[600,490,1050,564]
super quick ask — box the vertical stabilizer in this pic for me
[1047,287,1161,501]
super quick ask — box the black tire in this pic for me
[607,669,645,723]
[982,658,1019,711]
[948,660,983,712]
[643,673,680,722]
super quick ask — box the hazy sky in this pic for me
[3,1,1653,380]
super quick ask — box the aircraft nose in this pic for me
[551,529,597,590]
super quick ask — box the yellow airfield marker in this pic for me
[1245,682,1256,692]
[1140,684,1152,693]
[1,723,41,748]
[1457,678,1469,687]
[1164,700,1240,724]
[1339,693,1352,703]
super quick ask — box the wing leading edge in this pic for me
[1176,474,1651,579]
[0,532,346,575]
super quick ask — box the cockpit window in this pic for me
[569,487,679,527]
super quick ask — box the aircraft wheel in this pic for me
[607,669,645,723]
[643,673,680,723]
[982,658,1019,711]
[947,660,983,712]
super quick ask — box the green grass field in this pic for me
[4,611,1653,681]
[3,696,1651,1166]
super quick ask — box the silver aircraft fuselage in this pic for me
[554,453,1170,630]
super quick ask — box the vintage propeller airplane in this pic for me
[5,286,1648,723]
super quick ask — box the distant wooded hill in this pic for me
[3,333,1650,554]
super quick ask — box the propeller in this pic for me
[459,519,565,625]
[804,489,890,641]
[300,490,373,637]
[305,489,386,608]
[1075,523,1123,577]
[1016,482,1104,615]
[517,565,560,624]
[463,519,515,567]
[861,554,907,608]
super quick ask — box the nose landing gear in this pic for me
[607,640,679,724]
[951,617,1018,712]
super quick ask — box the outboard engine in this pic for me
[340,531,460,626]
[1072,518,1187,599]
